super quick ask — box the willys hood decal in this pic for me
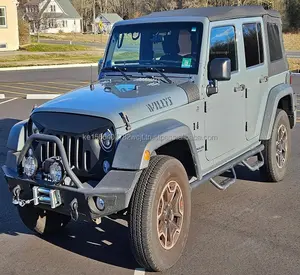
[32,79,189,128]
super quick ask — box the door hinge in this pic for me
[205,139,208,151]
[204,102,207,113]
[245,88,248,98]
[245,122,248,132]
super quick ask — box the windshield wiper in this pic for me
[138,67,172,84]
[102,66,130,80]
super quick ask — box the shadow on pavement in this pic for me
[44,218,138,270]
[0,118,33,236]
[0,118,138,270]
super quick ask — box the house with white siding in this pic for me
[95,13,123,34]
[24,0,81,34]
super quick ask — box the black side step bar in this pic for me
[210,168,237,190]
[191,144,264,190]
[241,151,264,172]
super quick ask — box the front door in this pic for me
[204,22,246,161]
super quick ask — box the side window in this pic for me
[209,25,238,72]
[267,23,283,62]
[242,23,264,68]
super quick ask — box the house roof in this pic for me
[96,13,123,24]
[142,5,280,22]
[25,0,81,19]
[55,0,81,19]
[43,12,66,19]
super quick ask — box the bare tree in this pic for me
[70,0,300,32]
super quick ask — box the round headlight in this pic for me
[100,129,114,151]
[24,156,38,178]
[49,161,64,183]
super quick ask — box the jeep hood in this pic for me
[32,79,189,128]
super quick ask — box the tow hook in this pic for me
[70,198,79,221]
[12,185,35,207]
[12,185,21,205]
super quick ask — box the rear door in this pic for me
[241,18,269,141]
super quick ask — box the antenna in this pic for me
[90,65,95,91]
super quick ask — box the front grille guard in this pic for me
[17,134,84,189]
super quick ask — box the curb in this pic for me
[26,94,62,100]
[0,94,5,99]
[0,63,98,72]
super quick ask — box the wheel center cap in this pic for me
[165,206,173,221]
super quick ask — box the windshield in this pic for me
[103,22,203,74]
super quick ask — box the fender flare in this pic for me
[260,84,295,140]
[112,119,201,178]
[7,119,28,152]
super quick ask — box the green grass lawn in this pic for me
[288,58,300,71]
[20,43,95,52]
[31,33,109,44]
[283,32,300,51]
[0,53,103,67]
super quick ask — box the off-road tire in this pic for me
[260,109,291,182]
[129,155,191,272]
[18,205,70,235]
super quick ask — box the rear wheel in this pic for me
[18,205,70,235]
[129,156,191,272]
[260,109,291,182]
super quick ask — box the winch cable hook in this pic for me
[70,199,79,221]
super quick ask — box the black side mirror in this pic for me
[207,58,231,97]
[209,58,231,81]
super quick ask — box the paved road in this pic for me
[287,51,300,58]
[0,69,300,275]
[0,67,98,98]
[40,39,106,48]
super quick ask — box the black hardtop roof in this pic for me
[142,5,280,21]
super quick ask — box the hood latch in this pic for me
[119,112,131,131]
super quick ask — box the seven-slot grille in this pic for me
[39,135,91,172]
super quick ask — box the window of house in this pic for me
[209,25,238,72]
[62,20,68,27]
[267,23,283,62]
[50,5,56,12]
[49,19,56,28]
[0,7,6,27]
[243,23,264,68]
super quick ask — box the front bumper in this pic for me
[2,134,142,222]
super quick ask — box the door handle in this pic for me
[234,84,246,92]
[259,76,269,83]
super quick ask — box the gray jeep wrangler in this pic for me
[2,6,296,272]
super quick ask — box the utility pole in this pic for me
[93,0,95,33]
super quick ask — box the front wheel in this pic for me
[129,156,191,272]
[260,109,291,182]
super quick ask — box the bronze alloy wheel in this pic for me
[129,155,191,272]
[157,180,184,250]
[276,124,288,169]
